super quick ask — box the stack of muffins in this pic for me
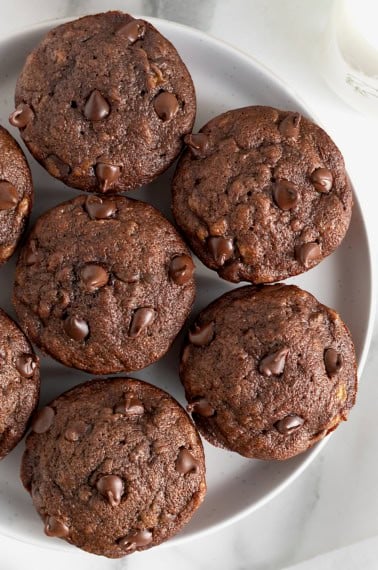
[0,11,356,558]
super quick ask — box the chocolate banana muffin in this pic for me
[13,195,196,374]
[0,125,33,264]
[180,284,357,460]
[21,377,206,558]
[172,106,352,283]
[10,11,196,193]
[0,308,40,459]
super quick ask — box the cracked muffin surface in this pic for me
[180,284,357,460]
[0,308,40,459]
[21,377,206,558]
[172,106,352,283]
[10,11,196,193]
[13,195,195,374]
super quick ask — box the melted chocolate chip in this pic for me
[311,168,333,193]
[275,414,304,434]
[129,308,155,338]
[85,195,117,219]
[169,254,195,285]
[64,420,88,442]
[176,448,199,474]
[96,475,124,507]
[279,112,301,138]
[84,90,110,121]
[9,104,33,128]
[24,241,38,265]
[324,348,343,376]
[44,516,70,538]
[273,180,298,210]
[188,322,214,346]
[153,92,179,121]
[187,398,215,417]
[119,529,152,552]
[45,154,71,177]
[115,396,144,415]
[207,236,234,265]
[95,163,120,192]
[116,19,145,42]
[295,242,322,267]
[32,406,55,434]
[0,181,19,210]
[184,133,209,158]
[63,316,89,341]
[80,264,108,292]
[15,354,37,378]
[259,347,289,377]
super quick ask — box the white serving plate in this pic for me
[0,16,374,553]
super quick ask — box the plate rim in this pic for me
[0,14,375,551]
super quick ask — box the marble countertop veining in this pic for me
[0,1,377,569]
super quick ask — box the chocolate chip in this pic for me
[115,395,144,415]
[129,307,155,338]
[9,104,33,128]
[273,180,298,210]
[187,398,215,417]
[0,181,19,210]
[207,236,234,265]
[275,414,304,434]
[24,242,38,265]
[279,112,301,138]
[96,475,124,507]
[311,168,333,193]
[169,254,195,285]
[80,264,108,292]
[63,316,89,341]
[32,406,55,434]
[116,19,145,42]
[45,154,71,178]
[64,420,88,442]
[188,322,214,346]
[119,529,152,552]
[324,348,343,376]
[85,195,117,219]
[44,516,70,538]
[220,260,243,283]
[153,92,179,121]
[259,347,289,377]
[114,268,140,283]
[295,242,322,267]
[95,163,120,192]
[15,354,37,378]
[176,448,199,474]
[184,133,209,158]
[84,90,110,121]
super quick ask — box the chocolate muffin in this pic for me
[0,308,40,459]
[13,195,195,374]
[0,125,33,264]
[21,377,206,558]
[180,284,357,460]
[9,11,196,193]
[172,106,352,283]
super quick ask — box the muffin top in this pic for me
[0,307,40,459]
[0,125,33,264]
[21,377,206,558]
[172,106,352,283]
[10,11,196,193]
[13,195,195,374]
[180,284,357,460]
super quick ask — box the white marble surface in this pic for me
[0,1,377,569]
